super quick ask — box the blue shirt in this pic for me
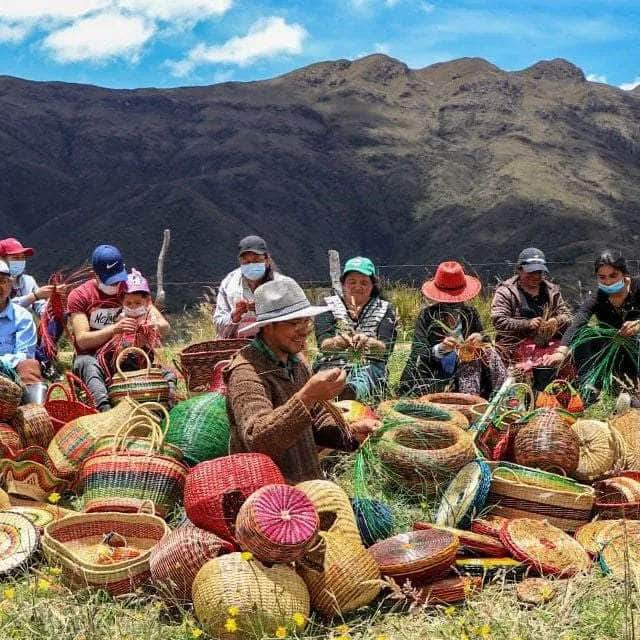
[0,301,37,369]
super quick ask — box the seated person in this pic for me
[67,245,131,412]
[213,235,283,338]
[224,276,379,482]
[314,257,397,401]
[398,261,507,397]
[0,259,41,385]
[491,247,571,365]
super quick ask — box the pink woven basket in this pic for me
[235,484,319,563]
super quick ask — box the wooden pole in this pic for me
[155,229,170,307]
[328,249,342,296]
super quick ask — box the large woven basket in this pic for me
[235,484,318,563]
[513,409,580,475]
[178,339,249,392]
[485,461,595,532]
[193,552,310,639]
[149,520,234,602]
[378,421,476,495]
[419,392,487,422]
[44,375,97,433]
[185,453,284,541]
[296,530,380,617]
[609,409,640,469]
[42,511,169,595]
[0,376,23,422]
[12,404,55,449]
[165,392,230,465]
[108,348,170,406]
[571,419,623,482]
[376,399,469,430]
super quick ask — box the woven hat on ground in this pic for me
[0,511,39,574]
[419,392,487,422]
[235,484,318,563]
[6,505,61,531]
[455,557,525,581]
[499,518,591,577]
[599,534,640,579]
[12,404,55,449]
[149,520,234,602]
[376,399,469,430]
[594,476,640,519]
[185,453,284,542]
[413,522,506,557]
[0,376,22,422]
[351,498,394,547]
[609,409,640,469]
[470,515,509,539]
[368,529,458,584]
[193,552,310,639]
[417,576,482,605]
[571,419,622,482]
[435,459,491,528]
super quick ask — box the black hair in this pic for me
[594,249,628,275]
[340,271,383,299]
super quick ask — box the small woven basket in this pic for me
[108,347,171,406]
[0,376,23,422]
[235,484,319,563]
[12,404,55,449]
[44,376,97,433]
[178,339,249,392]
[193,552,310,639]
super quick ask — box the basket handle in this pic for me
[129,402,171,446]
[115,347,152,377]
[45,382,73,403]
[137,499,156,516]
[544,379,578,396]
[65,372,96,407]
[112,418,164,454]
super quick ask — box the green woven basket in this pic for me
[164,393,230,465]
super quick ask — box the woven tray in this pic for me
[413,522,506,557]
[0,511,39,574]
[416,575,482,605]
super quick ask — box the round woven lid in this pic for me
[500,518,591,577]
[571,419,615,482]
[413,522,506,557]
[435,460,491,528]
[0,511,39,574]
[7,506,55,529]
[471,515,509,539]
[600,535,640,578]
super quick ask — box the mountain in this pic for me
[1,55,640,307]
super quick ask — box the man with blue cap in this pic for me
[67,245,135,411]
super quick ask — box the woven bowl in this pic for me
[377,399,469,430]
[235,484,318,563]
[419,392,487,422]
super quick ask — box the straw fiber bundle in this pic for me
[193,552,310,639]
[419,392,487,422]
[12,404,55,449]
[609,409,640,469]
[351,498,394,547]
[0,376,22,422]
[413,522,506,557]
[571,419,623,482]
[376,399,469,430]
[296,530,380,617]
[416,576,482,605]
[499,518,591,577]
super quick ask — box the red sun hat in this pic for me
[421,261,481,303]
[0,238,34,257]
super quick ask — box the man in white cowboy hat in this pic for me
[224,276,379,482]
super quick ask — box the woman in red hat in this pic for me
[398,261,507,397]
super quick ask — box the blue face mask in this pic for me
[8,260,25,278]
[598,279,625,295]
[241,262,266,281]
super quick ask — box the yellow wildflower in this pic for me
[240,551,253,561]
[228,606,240,617]
[444,606,456,617]
[47,492,61,504]
[336,625,350,635]
[275,627,288,639]
[292,612,306,628]
[375,636,389,640]
[224,618,239,633]
[335,636,350,640]
[190,628,204,638]
[475,625,491,638]
[36,578,50,592]
[3,587,15,600]
[48,567,63,576]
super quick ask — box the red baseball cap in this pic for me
[0,238,34,257]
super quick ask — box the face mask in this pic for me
[8,260,25,278]
[598,280,625,295]
[123,305,147,318]
[241,262,266,281]
[98,281,119,295]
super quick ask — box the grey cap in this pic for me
[238,235,268,257]
[517,247,549,273]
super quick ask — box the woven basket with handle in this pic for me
[178,339,249,392]
[108,347,170,406]
[44,372,97,433]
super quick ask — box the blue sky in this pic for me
[0,0,638,90]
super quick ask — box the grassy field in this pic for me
[1,290,637,640]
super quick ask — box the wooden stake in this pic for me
[155,229,170,307]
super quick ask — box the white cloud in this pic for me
[586,73,607,83]
[0,23,27,43]
[116,0,232,22]
[374,42,390,54]
[385,0,401,6]
[43,12,155,63]
[620,77,640,91]
[213,69,234,83]
[0,1,108,22]
[169,16,307,76]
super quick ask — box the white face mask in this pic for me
[123,305,147,318]
[8,260,25,278]
[97,281,119,295]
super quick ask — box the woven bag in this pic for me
[193,552,310,639]
[513,409,580,475]
[78,405,188,518]
[0,424,23,451]
[535,379,584,414]
[185,453,285,541]
[149,520,234,601]
[12,404,55,449]
[419,392,488,422]
[0,376,23,422]
[45,377,97,433]
[42,511,169,595]
[165,392,230,465]
[571,419,621,482]
[178,338,249,392]
[377,399,469,430]
[235,484,318,563]
[378,421,476,495]
[108,347,170,406]
[296,530,380,617]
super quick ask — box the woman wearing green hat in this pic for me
[314,256,397,400]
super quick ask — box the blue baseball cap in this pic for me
[91,245,127,285]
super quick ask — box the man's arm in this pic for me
[69,312,117,352]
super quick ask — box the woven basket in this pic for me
[470,515,509,539]
[178,339,249,392]
[296,530,380,617]
[165,393,230,465]
[485,462,595,532]
[47,396,143,480]
[376,399,469,430]
[571,419,621,482]
[235,484,318,563]
[78,406,188,518]
[378,422,476,495]
[42,511,169,595]
[0,511,39,574]
[513,409,580,475]
[0,424,23,451]
[419,392,488,422]
[499,518,591,577]
[594,476,640,519]
[149,520,234,602]
[0,458,70,501]
[351,498,394,547]
[44,378,97,433]
[185,453,284,541]
[600,534,640,579]
[535,380,584,414]
[0,376,23,422]
[296,480,362,546]
[108,347,170,406]
[416,576,482,605]
[609,409,640,469]
[12,404,55,449]
[574,520,634,556]
[368,529,458,583]
[413,522,506,557]
[193,552,310,639]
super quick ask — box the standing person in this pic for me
[67,245,134,412]
[213,235,283,338]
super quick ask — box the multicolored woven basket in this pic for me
[108,347,170,406]
[12,404,55,449]
[0,458,69,501]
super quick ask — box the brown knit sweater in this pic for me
[223,344,357,482]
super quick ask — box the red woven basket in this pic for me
[45,378,97,433]
[184,453,285,542]
[417,575,482,605]
[235,484,319,563]
[178,339,249,392]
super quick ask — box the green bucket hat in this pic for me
[342,256,376,277]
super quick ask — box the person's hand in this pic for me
[619,320,640,337]
[349,417,381,444]
[466,332,483,346]
[34,285,55,301]
[112,317,138,335]
[321,334,351,351]
[546,317,559,334]
[298,367,346,405]
[231,299,251,323]
[439,336,458,353]
[541,351,565,367]
[529,317,543,331]
[351,333,371,351]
